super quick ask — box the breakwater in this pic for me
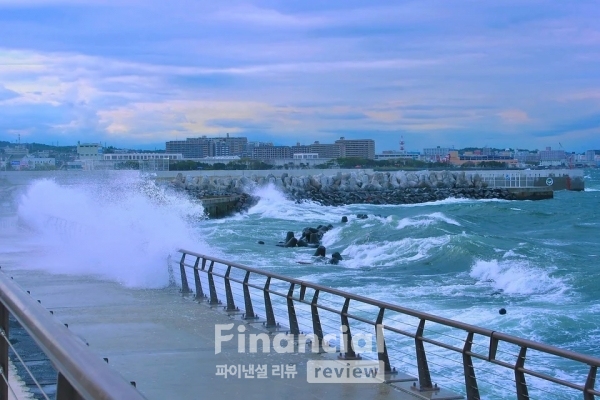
[172,169,567,208]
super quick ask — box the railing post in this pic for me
[415,318,434,390]
[462,332,480,400]
[242,271,257,320]
[584,365,597,400]
[193,257,205,300]
[179,253,191,295]
[56,372,81,400]
[310,290,324,353]
[207,261,220,305]
[263,277,276,328]
[224,266,237,312]
[287,283,300,338]
[375,308,392,374]
[0,303,8,400]
[339,298,358,359]
[515,346,529,400]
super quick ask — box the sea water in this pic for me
[0,169,598,399]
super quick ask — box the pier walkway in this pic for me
[0,262,418,400]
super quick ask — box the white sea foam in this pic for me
[15,177,207,288]
[502,250,525,258]
[584,188,600,192]
[394,197,508,207]
[341,235,452,268]
[247,184,344,222]
[469,259,568,296]
[396,212,460,230]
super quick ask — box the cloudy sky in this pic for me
[0,1,598,152]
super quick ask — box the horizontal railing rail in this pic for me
[0,269,146,400]
[178,249,600,400]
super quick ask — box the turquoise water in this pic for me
[1,169,599,399]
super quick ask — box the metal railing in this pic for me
[0,268,146,400]
[481,174,535,188]
[177,249,600,400]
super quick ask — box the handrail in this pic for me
[0,270,146,400]
[178,248,600,399]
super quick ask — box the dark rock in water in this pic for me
[301,228,311,238]
[309,233,320,245]
[331,252,343,261]
[285,237,298,248]
[258,241,265,245]
[328,257,339,265]
[297,239,308,247]
[357,214,368,219]
[313,246,326,257]
[499,308,507,315]
[341,216,348,223]
[285,231,295,242]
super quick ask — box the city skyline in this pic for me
[0,1,599,152]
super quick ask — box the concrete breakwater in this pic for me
[172,169,553,208]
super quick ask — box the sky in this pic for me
[0,1,599,152]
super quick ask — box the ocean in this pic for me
[0,169,598,399]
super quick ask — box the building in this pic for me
[334,137,375,159]
[77,142,103,160]
[585,150,598,162]
[251,145,292,160]
[514,151,541,164]
[103,153,183,161]
[165,134,248,158]
[166,138,208,158]
[447,151,517,166]
[423,147,451,162]
[291,141,343,159]
[293,153,319,160]
[3,145,28,158]
[538,147,566,166]
[22,155,56,169]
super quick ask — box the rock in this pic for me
[258,241,264,245]
[285,238,298,248]
[313,246,326,257]
[341,216,348,223]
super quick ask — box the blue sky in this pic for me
[0,1,598,152]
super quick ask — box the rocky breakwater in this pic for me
[284,170,518,205]
[172,173,259,215]
[172,170,518,207]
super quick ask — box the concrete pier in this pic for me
[0,263,427,400]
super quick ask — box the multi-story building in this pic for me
[291,141,343,159]
[423,147,450,161]
[166,137,209,158]
[103,153,183,161]
[585,150,597,162]
[334,137,375,159]
[252,145,292,160]
[77,142,103,160]
[514,151,541,165]
[3,145,29,158]
[22,155,56,169]
[538,147,566,166]
[448,151,517,166]
[165,134,248,159]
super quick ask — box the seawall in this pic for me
[169,169,579,206]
